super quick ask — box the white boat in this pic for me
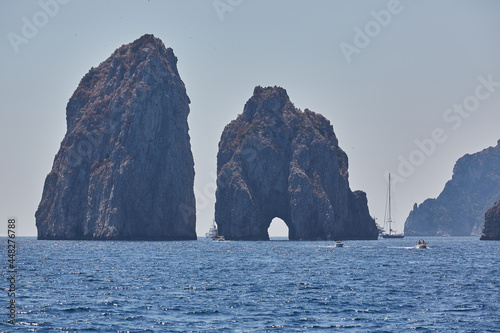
[206,220,226,241]
[205,220,217,239]
[382,233,404,239]
[335,240,344,247]
[213,235,226,242]
[381,173,404,239]
[415,240,428,249]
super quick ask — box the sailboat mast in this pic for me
[382,173,403,238]
[388,173,392,234]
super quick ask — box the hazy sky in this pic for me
[1,0,500,237]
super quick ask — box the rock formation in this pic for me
[36,34,196,240]
[481,200,500,240]
[215,86,378,240]
[404,140,500,236]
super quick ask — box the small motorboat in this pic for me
[415,240,428,249]
[335,240,344,247]
[213,235,226,242]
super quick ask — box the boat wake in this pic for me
[387,246,431,250]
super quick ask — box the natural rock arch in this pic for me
[215,86,377,241]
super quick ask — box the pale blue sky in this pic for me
[1,0,500,237]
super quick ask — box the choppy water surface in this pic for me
[2,237,499,332]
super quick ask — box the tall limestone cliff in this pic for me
[481,200,500,240]
[36,34,196,240]
[215,86,378,240]
[404,140,500,236]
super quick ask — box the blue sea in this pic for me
[2,237,499,332]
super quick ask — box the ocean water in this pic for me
[2,237,499,332]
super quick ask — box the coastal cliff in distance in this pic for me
[481,200,500,240]
[215,86,378,241]
[36,34,196,240]
[404,140,500,236]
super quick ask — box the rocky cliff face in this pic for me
[36,34,196,240]
[215,86,378,240]
[481,200,500,240]
[404,140,500,236]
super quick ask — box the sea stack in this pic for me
[36,34,196,240]
[215,86,378,241]
[404,140,500,236]
[481,200,500,240]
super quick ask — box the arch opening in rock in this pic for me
[215,86,378,241]
[267,217,289,240]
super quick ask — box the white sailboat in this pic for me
[382,173,404,239]
[205,220,217,239]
